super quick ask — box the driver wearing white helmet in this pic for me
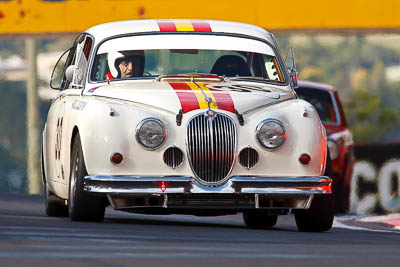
[105,50,145,80]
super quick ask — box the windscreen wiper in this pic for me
[227,76,274,82]
[156,73,224,82]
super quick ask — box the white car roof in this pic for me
[86,19,274,44]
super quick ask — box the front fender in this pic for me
[73,97,175,176]
[235,98,327,177]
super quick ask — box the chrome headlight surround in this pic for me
[135,118,167,150]
[256,119,286,150]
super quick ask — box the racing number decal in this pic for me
[54,117,65,180]
[55,117,63,161]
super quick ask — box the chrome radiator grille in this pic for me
[186,113,237,186]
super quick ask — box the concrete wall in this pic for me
[351,143,400,214]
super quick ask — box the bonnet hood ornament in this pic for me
[191,77,216,118]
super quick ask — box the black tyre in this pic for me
[42,146,68,217]
[294,151,334,232]
[243,211,278,228]
[68,133,105,222]
[44,184,69,217]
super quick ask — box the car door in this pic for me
[46,46,76,185]
[58,34,93,185]
[48,34,93,186]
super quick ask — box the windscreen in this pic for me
[90,34,286,84]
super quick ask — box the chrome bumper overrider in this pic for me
[83,176,331,210]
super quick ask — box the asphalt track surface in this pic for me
[0,193,399,267]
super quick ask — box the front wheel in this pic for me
[68,133,105,222]
[294,194,334,232]
[294,151,334,232]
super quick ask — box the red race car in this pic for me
[295,81,355,213]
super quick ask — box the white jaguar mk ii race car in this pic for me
[42,19,333,232]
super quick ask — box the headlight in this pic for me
[327,138,339,160]
[136,118,167,149]
[256,119,286,150]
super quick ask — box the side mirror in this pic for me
[50,48,72,90]
[285,47,299,89]
[65,65,75,83]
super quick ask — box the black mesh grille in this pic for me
[163,147,184,169]
[238,147,259,169]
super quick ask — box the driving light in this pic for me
[136,118,166,149]
[256,119,286,150]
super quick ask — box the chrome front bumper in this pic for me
[83,176,331,210]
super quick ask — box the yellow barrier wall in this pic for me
[0,0,400,34]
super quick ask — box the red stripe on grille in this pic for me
[170,82,200,113]
[157,20,177,31]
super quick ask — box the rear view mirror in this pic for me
[285,47,298,89]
